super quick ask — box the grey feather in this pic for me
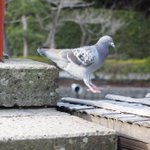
[67,51,82,65]
[71,46,95,66]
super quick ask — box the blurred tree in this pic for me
[42,0,95,48]
[61,9,124,46]
[84,0,150,17]
[5,0,149,58]
[5,0,49,56]
[5,0,123,54]
[21,15,28,56]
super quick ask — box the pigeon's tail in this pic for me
[37,48,60,62]
[37,48,68,69]
[37,48,47,57]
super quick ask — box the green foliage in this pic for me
[5,2,150,58]
[56,22,82,48]
[56,9,150,58]
[113,10,150,58]
[100,57,150,74]
[6,0,49,56]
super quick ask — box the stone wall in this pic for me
[0,59,59,107]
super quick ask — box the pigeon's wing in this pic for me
[65,46,96,66]
[38,46,96,67]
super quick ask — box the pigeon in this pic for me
[37,35,115,93]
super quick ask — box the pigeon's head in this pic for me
[97,35,115,48]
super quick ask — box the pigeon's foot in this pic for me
[89,84,103,93]
[91,85,103,91]
[84,79,102,93]
[87,87,101,93]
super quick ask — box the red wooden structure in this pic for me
[0,0,4,60]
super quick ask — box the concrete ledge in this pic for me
[0,59,59,107]
[0,108,117,150]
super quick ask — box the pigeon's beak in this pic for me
[110,42,115,48]
[110,42,117,58]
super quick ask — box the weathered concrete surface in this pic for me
[0,59,59,107]
[0,108,117,150]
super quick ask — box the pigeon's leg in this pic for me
[84,81,98,93]
[83,76,101,93]
[89,81,103,91]
[88,75,103,91]
[89,79,103,93]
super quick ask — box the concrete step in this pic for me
[0,108,117,150]
[0,58,58,107]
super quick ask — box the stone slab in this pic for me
[0,108,117,150]
[0,59,59,107]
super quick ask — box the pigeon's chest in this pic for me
[91,47,108,70]
[86,50,104,72]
